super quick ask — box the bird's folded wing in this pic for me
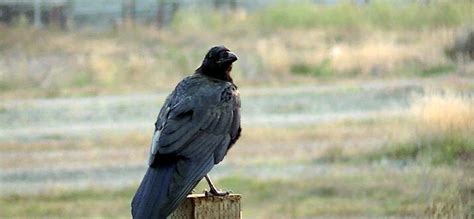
[149,100,235,165]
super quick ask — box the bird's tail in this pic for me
[131,157,214,219]
[131,162,176,219]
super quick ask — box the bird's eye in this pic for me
[219,51,228,58]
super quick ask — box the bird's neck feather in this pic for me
[195,66,233,83]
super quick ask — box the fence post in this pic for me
[33,0,42,28]
[169,194,241,219]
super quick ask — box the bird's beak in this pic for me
[227,51,238,62]
[218,51,239,64]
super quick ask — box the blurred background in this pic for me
[0,0,473,218]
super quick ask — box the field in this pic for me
[1,1,473,218]
[2,77,473,218]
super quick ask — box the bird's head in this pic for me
[196,45,238,82]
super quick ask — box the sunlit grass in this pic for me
[411,92,474,163]
[412,92,473,140]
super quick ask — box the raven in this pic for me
[131,46,241,219]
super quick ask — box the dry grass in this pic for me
[0,118,407,171]
[0,24,466,98]
[410,91,474,163]
[411,91,474,140]
[255,37,291,76]
[368,91,474,164]
[1,95,471,217]
[330,30,453,75]
[1,0,471,98]
[287,29,458,77]
[0,2,472,215]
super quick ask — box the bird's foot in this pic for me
[203,174,231,197]
[204,188,231,197]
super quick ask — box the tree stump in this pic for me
[168,194,241,219]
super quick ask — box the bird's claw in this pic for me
[204,189,230,197]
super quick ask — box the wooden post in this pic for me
[168,194,241,219]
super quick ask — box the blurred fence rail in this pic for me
[0,0,440,30]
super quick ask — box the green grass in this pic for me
[291,59,335,78]
[0,188,135,218]
[254,0,472,30]
[401,63,457,77]
[1,168,468,218]
[210,175,419,217]
[419,64,456,77]
[363,128,474,165]
[168,0,473,32]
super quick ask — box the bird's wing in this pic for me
[148,76,240,166]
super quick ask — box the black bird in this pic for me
[131,46,241,219]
